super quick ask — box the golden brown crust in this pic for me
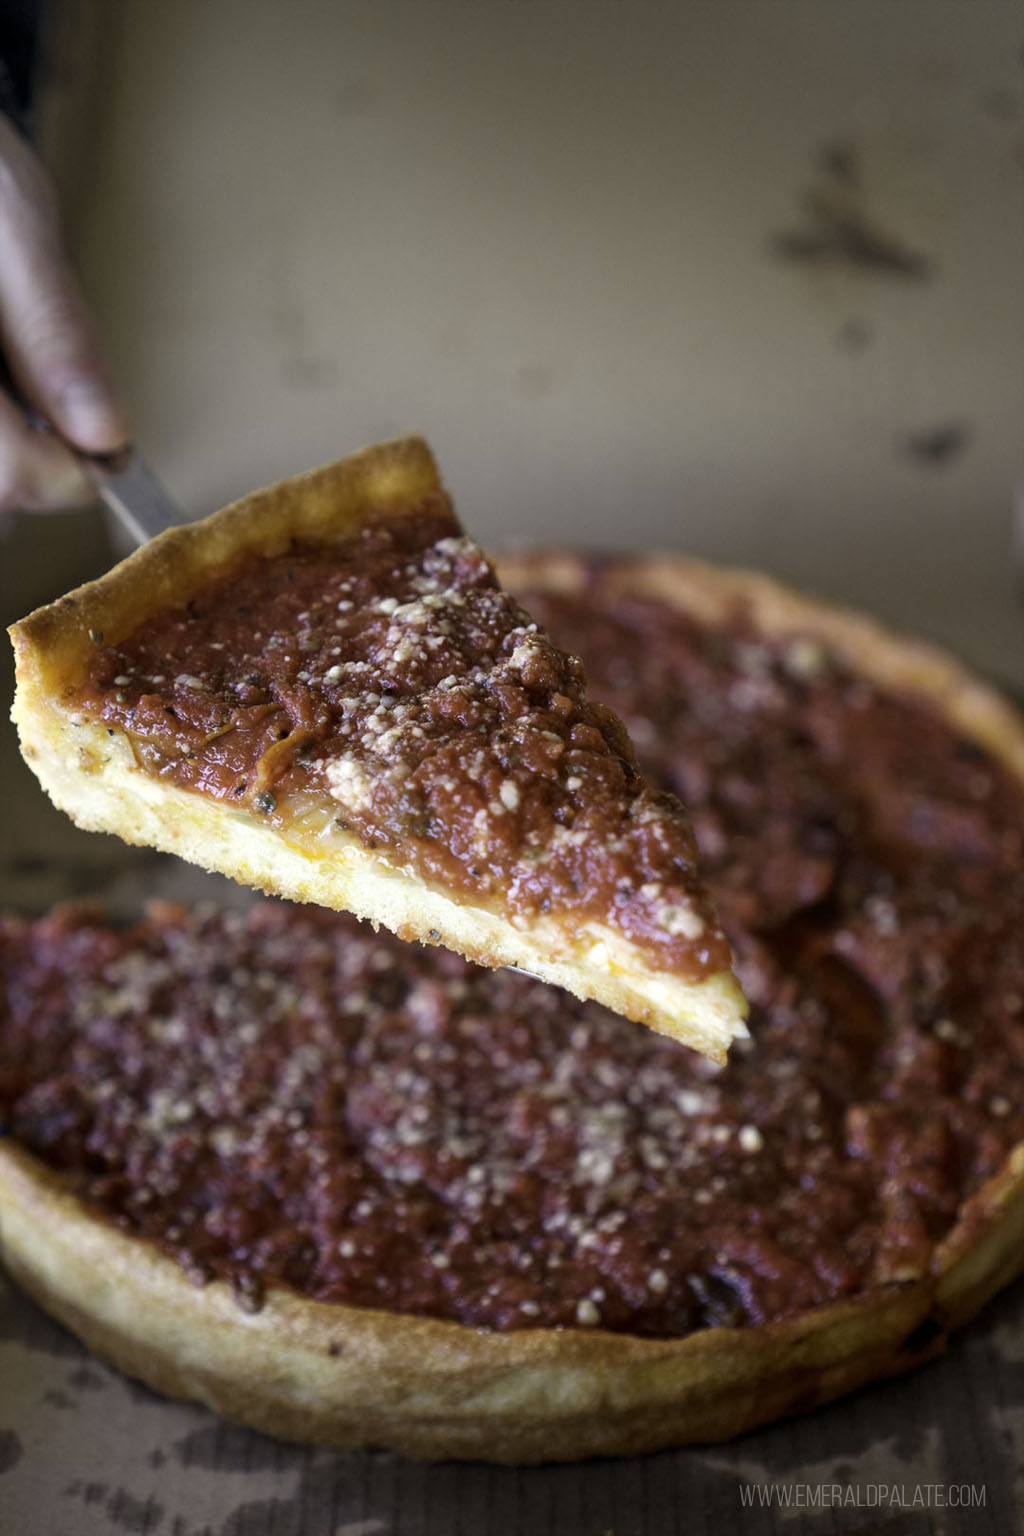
[7,439,747,1062]
[12,436,445,676]
[4,548,1024,1461]
[1,1135,1022,1462]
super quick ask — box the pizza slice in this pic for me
[8,436,746,1060]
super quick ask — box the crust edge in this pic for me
[4,1137,1024,1463]
[10,435,445,675]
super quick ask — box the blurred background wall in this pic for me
[7,0,1024,685]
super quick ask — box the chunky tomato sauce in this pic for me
[73,507,729,980]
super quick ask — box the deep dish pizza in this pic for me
[3,541,1024,1461]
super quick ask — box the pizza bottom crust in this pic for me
[2,1140,1023,1463]
[11,695,745,1062]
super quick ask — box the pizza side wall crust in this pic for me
[8,439,746,1061]
[509,552,1024,786]
[7,697,740,1059]
[4,549,1024,1460]
[4,1137,1024,1463]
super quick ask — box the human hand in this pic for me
[0,114,128,513]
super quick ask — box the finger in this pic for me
[0,386,94,513]
[0,120,129,453]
